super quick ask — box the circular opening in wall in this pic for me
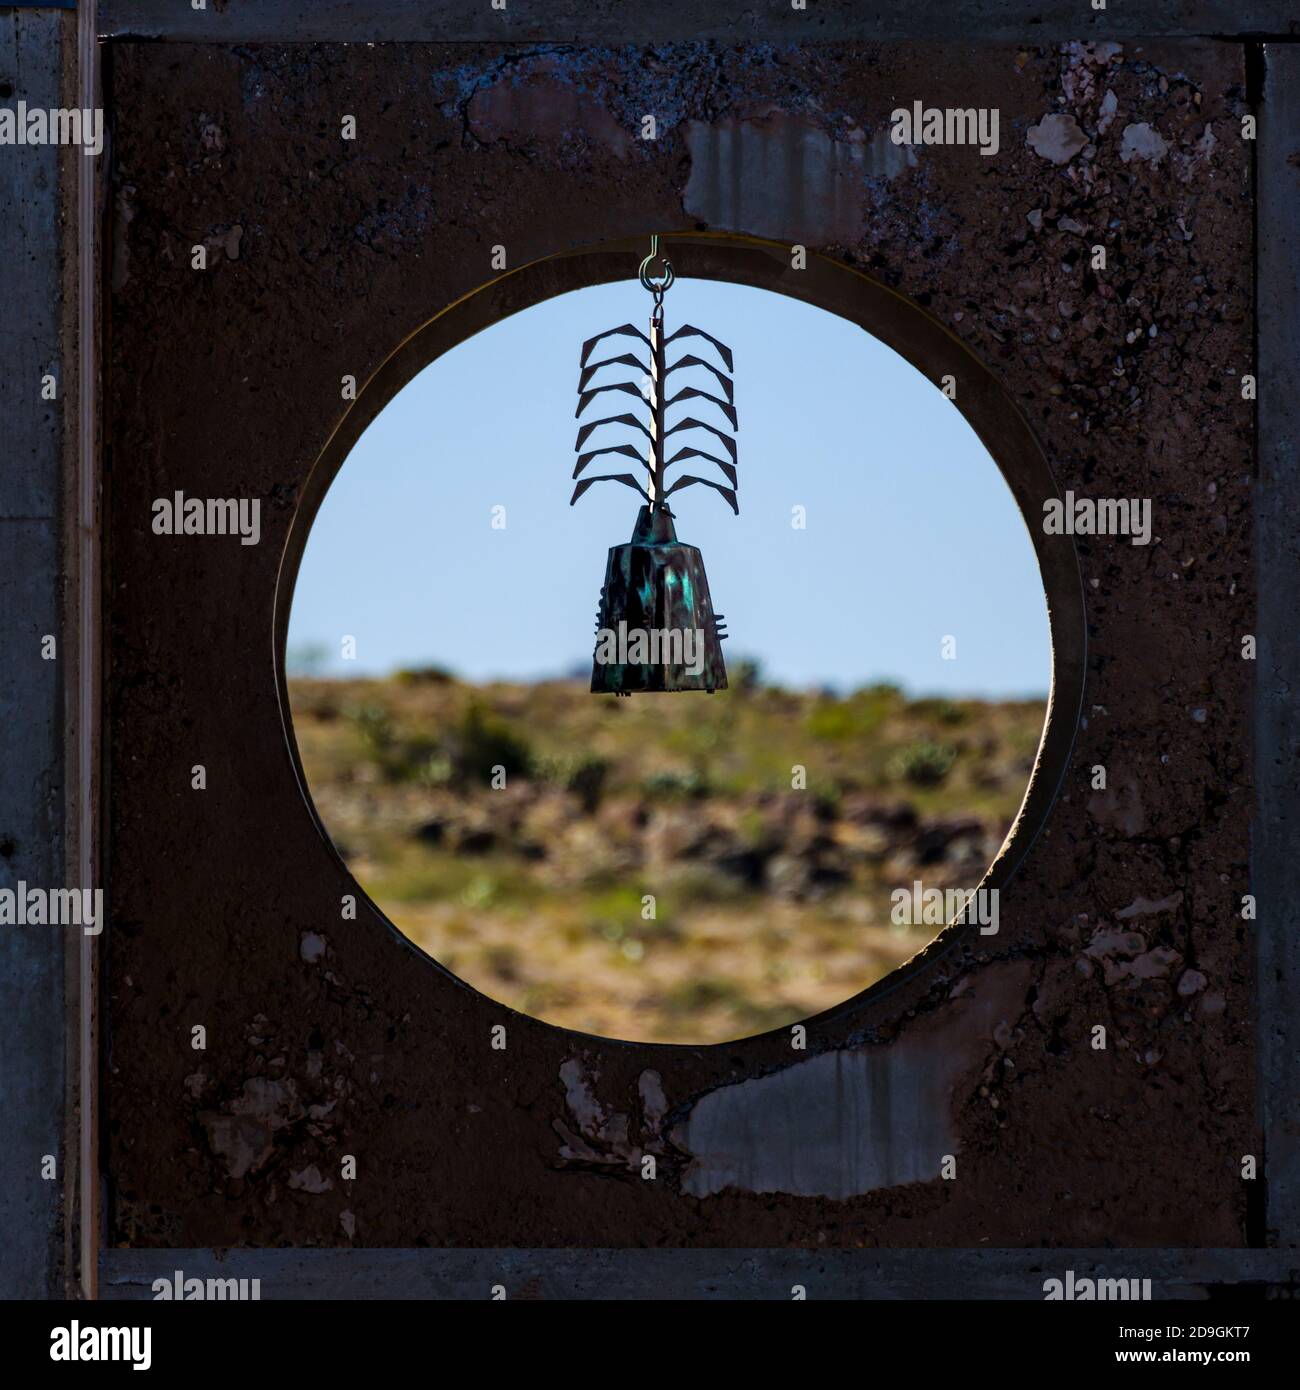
[284,260,1061,1046]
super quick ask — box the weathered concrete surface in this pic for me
[0,8,69,1298]
[683,114,917,242]
[103,39,1255,1250]
[672,1042,958,1201]
[1256,43,1300,1249]
[671,963,1033,1199]
[97,0,1300,43]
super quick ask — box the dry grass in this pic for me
[289,673,1045,1043]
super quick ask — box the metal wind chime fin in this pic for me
[574,413,651,449]
[569,236,738,694]
[578,324,652,365]
[664,353,735,401]
[662,473,740,513]
[664,386,738,430]
[570,473,653,505]
[577,351,649,392]
[571,442,646,480]
[664,416,737,466]
[569,241,739,515]
[664,323,734,372]
[574,380,651,417]
[669,455,737,490]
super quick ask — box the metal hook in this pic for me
[638,234,675,299]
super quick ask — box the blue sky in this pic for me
[288,278,1049,698]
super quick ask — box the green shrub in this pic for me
[888,740,957,787]
[393,664,457,686]
[728,657,764,694]
[642,768,710,799]
[806,685,900,742]
[908,696,967,725]
[346,702,393,750]
[566,756,609,813]
[448,703,533,785]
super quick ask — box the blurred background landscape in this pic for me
[287,278,1050,1043]
[289,668,1045,1042]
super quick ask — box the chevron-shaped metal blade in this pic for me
[663,473,739,514]
[665,353,734,402]
[575,413,652,451]
[665,386,738,430]
[580,324,652,368]
[578,352,649,392]
[570,473,652,506]
[576,381,649,419]
[664,324,733,372]
[664,445,738,489]
[573,443,649,479]
[663,415,738,464]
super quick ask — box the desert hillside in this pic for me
[288,670,1046,1043]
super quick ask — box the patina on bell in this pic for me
[590,504,728,694]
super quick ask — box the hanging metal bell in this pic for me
[572,237,738,695]
[591,505,728,694]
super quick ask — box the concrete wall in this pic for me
[3,1,1297,1298]
[100,37,1260,1255]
